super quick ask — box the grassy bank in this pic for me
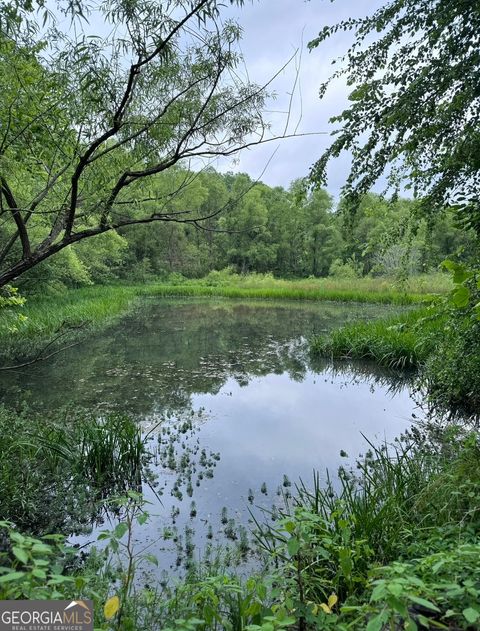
[0,285,141,362]
[147,283,427,304]
[1,273,449,363]
[176,269,451,293]
[311,307,443,370]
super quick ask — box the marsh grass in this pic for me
[147,283,427,305]
[77,414,145,494]
[0,406,148,533]
[0,285,139,361]
[182,269,451,295]
[0,274,445,363]
[311,307,444,369]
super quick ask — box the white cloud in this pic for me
[213,0,386,194]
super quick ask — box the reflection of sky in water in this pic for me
[125,366,417,575]
[1,298,419,573]
[195,372,413,485]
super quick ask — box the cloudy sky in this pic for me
[211,0,385,195]
[51,0,386,196]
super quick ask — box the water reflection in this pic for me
[0,298,420,570]
[0,298,411,415]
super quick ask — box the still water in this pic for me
[1,298,420,569]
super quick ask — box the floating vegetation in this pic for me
[184,525,195,559]
[238,525,249,556]
[224,519,237,541]
[271,505,279,522]
[260,482,268,495]
[155,410,221,514]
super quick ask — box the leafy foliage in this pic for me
[0,0,274,287]
[309,0,480,233]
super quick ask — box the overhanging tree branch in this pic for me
[0,0,319,288]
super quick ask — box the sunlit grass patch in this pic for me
[146,283,429,305]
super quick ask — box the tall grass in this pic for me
[147,283,428,305]
[311,307,444,369]
[0,285,139,361]
[0,405,147,533]
[77,414,145,494]
[181,269,452,296]
[0,272,448,362]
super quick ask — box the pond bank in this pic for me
[1,287,478,630]
[310,307,442,370]
[0,277,437,363]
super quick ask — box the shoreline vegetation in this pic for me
[3,271,480,630]
[0,271,449,363]
[310,308,440,370]
[1,404,478,630]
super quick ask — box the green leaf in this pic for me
[371,582,386,601]
[417,615,431,627]
[12,546,29,565]
[97,532,110,541]
[0,571,26,583]
[287,537,300,556]
[366,613,386,631]
[451,285,470,308]
[9,532,25,544]
[114,522,129,539]
[463,607,480,623]
[386,595,408,617]
[442,260,473,284]
[31,543,52,554]
[283,521,295,534]
[408,595,440,613]
[144,553,158,566]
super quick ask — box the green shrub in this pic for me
[357,543,480,630]
[253,426,480,628]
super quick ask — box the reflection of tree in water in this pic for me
[0,299,407,418]
[312,357,414,397]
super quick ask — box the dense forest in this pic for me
[10,168,476,291]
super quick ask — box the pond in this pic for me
[0,298,421,572]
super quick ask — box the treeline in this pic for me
[16,169,476,291]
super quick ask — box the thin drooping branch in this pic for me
[64,0,213,238]
[0,322,86,371]
[0,178,30,259]
[87,74,210,166]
